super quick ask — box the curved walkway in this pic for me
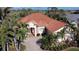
[23,36,43,51]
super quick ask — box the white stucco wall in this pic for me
[64,33,73,41]
[54,27,64,34]
[27,22,36,28]
[57,38,64,42]
[54,26,73,42]
[37,26,45,35]
[27,21,45,36]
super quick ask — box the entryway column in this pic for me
[35,26,37,37]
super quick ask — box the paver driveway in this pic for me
[23,36,43,51]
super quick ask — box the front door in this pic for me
[30,28,35,36]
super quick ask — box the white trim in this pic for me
[54,27,64,33]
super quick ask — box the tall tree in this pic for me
[46,7,68,23]
[0,7,11,21]
[0,8,27,51]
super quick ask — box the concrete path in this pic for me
[23,36,43,51]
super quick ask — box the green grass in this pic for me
[64,47,79,51]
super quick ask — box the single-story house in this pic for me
[19,13,74,42]
[19,13,65,34]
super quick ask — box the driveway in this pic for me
[23,36,43,51]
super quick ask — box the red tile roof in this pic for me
[19,13,66,32]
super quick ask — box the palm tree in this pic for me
[19,9,28,17]
[46,7,58,18]
[27,8,33,14]
[0,14,27,51]
[15,22,27,50]
[46,7,68,23]
[0,7,11,21]
[57,28,66,41]
[65,20,79,47]
[0,18,10,51]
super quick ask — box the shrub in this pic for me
[50,43,68,51]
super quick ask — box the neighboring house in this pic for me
[65,14,79,39]
[66,14,79,23]
[19,13,73,42]
[66,14,79,28]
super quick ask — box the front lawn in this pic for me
[64,47,79,51]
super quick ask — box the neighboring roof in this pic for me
[66,14,79,23]
[19,13,66,32]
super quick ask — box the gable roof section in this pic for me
[19,13,66,32]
